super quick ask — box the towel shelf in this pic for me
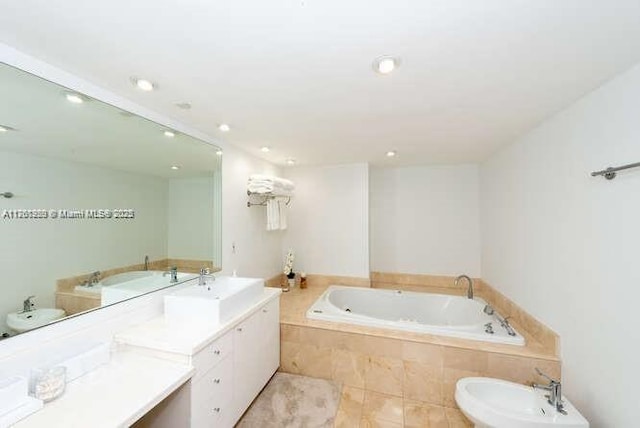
[246,190,291,208]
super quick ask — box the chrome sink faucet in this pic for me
[199,267,214,286]
[532,368,566,414]
[163,266,178,283]
[454,274,474,299]
[22,295,35,313]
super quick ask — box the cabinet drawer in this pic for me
[192,354,233,408]
[192,356,233,428]
[192,330,232,380]
[191,399,231,428]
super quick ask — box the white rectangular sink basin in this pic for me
[164,276,264,325]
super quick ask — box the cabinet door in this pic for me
[232,298,280,424]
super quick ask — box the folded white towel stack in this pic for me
[248,174,295,197]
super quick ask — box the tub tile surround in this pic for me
[277,273,561,416]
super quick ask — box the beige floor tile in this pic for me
[362,391,404,425]
[445,407,473,427]
[360,415,403,428]
[404,400,448,428]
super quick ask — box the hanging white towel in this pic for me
[278,197,288,230]
[266,198,280,231]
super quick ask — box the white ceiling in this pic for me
[2,0,640,167]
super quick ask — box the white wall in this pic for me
[480,63,640,427]
[167,177,215,262]
[370,165,481,277]
[221,145,284,279]
[283,164,369,278]
[0,150,168,334]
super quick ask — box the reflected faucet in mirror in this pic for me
[80,271,101,287]
[22,296,35,313]
[163,267,178,283]
[144,255,149,271]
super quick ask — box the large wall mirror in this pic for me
[0,63,222,339]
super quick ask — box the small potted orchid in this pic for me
[283,250,295,291]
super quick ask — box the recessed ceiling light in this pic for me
[164,130,175,138]
[386,150,397,157]
[286,158,296,165]
[170,165,180,170]
[373,56,400,75]
[130,77,156,91]
[216,149,223,156]
[65,92,85,104]
[261,146,270,153]
[218,123,231,132]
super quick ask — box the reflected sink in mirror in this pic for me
[6,308,66,333]
[455,377,589,428]
[164,277,264,325]
[101,271,198,306]
[74,271,156,294]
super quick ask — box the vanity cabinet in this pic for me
[190,297,280,427]
[232,297,280,422]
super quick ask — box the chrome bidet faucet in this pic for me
[454,274,474,299]
[532,368,566,414]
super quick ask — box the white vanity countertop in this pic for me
[13,351,194,428]
[115,287,281,355]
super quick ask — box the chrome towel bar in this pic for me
[591,161,640,180]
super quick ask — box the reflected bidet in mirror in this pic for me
[0,62,222,340]
[6,308,66,333]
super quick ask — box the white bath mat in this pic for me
[235,372,341,428]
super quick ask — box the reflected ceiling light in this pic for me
[170,165,180,170]
[261,146,270,153]
[65,92,85,104]
[373,56,400,75]
[0,125,14,133]
[286,158,296,165]
[218,123,231,132]
[216,149,223,156]
[386,150,397,157]
[164,130,176,138]
[130,77,156,91]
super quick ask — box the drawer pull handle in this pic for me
[213,407,221,413]
[214,378,220,384]
[213,349,220,355]
[237,327,243,332]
